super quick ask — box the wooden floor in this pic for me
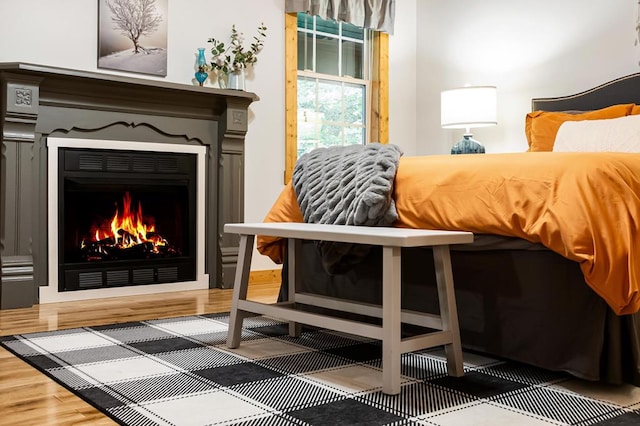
[0,282,280,426]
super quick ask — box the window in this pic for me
[284,12,388,183]
[296,13,368,157]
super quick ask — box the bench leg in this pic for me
[433,245,464,377]
[227,234,254,349]
[287,238,302,337]
[382,245,402,395]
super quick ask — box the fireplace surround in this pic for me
[49,138,203,299]
[0,63,258,308]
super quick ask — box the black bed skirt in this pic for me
[281,241,640,385]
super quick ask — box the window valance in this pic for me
[286,0,395,34]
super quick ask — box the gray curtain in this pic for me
[286,0,395,34]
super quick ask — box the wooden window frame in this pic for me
[284,12,389,184]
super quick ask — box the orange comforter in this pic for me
[257,152,640,315]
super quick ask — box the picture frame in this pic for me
[97,0,168,77]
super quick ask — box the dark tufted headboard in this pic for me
[531,73,640,112]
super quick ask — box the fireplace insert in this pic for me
[58,147,197,291]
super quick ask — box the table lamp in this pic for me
[441,86,497,154]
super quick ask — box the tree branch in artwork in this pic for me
[106,0,162,54]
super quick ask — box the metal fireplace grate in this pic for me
[158,267,179,282]
[133,269,155,284]
[157,157,179,173]
[132,156,155,173]
[78,272,103,289]
[70,150,181,174]
[106,270,129,286]
[78,154,103,171]
[76,266,191,289]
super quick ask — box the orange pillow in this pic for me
[632,104,640,115]
[525,104,634,152]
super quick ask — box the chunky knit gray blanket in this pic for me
[292,143,403,273]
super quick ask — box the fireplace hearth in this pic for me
[59,147,197,291]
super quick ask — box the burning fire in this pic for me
[81,192,168,253]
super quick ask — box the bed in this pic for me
[257,73,640,385]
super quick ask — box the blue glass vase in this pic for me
[195,48,208,86]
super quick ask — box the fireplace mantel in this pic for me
[0,62,258,309]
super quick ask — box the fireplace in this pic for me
[58,147,197,291]
[43,137,209,303]
[0,63,257,309]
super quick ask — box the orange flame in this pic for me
[89,192,167,251]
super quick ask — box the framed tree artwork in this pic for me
[98,0,168,76]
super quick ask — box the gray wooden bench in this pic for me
[224,222,474,395]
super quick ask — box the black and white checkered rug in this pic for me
[2,313,639,425]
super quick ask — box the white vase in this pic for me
[216,73,227,89]
[228,68,246,91]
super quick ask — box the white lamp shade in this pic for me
[441,86,497,129]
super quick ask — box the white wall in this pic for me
[0,0,417,272]
[388,0,417,156]
[416,0,640,154]
[6,0,638,267]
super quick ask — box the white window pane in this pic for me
[342,40,363,79]
[320,124,343,147]
[297,77,316,109]
[317,80,342,122]
[344,83,365,125]
[344,127,365,145]
[316,35,339,76]
[297,31,313,71]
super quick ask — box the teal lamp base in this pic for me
[451,134,485,154]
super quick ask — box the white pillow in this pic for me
[553,113,640,152]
